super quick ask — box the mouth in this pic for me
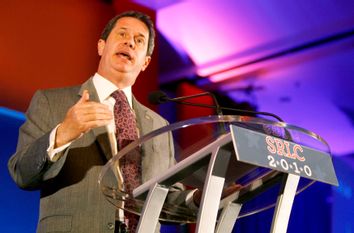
[116,51,132,61]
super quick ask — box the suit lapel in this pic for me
[133,96,153,137]
[79,78,113,161]
[133,96,155,182]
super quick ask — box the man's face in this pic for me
[97,17,151,87]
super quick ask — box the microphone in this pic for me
[148,91,169,104]
[149,90,290,141]
[148,91,223,115]
[148,91,284,122]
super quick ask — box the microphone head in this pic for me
[148,91,169,104]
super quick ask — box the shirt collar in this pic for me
[92,73,133,108]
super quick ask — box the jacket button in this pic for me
[107,222,114,230]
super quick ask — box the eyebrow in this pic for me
[119,27,146,39]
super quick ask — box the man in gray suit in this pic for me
[8,11,189,233]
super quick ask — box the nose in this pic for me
[124,36,135,49]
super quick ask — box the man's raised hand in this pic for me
[55,90,113,148]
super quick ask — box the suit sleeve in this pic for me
[8,90,69,190]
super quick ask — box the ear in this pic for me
[141,56,151,71]
[97,39,105,56]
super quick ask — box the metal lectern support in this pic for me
[136,183,169,233]
[99,116,338,233]
[270,173,300,233]
[195,146,233,233]
[215,202,242,233]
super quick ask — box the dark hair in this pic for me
[100,11,155,56]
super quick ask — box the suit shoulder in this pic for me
[143,105,166,120]
[33,85,81,103]
[38,85,81,96]
[26,85,81,117]
[136,102,169,125]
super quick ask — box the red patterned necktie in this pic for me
[111,90,141,233]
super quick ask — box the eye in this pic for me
[136,37,145,45]
[118,31,125,37]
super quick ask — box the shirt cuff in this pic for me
[47,124,72,162]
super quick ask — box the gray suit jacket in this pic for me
[8,78,182,233]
